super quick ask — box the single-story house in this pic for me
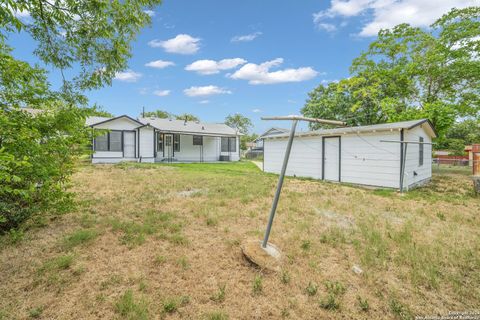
[263,119,437,190]
[86,115,241,163]
[253,127,290,150]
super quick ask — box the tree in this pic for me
[302,7,480,135]
[0,0,161,232]
[225,113,252,135]
[436,119,480,152]
[240,133,258,151]
[175,113,200,122]
[143,109,172,119]
[1,0,161,95]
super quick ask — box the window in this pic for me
[94,133,108,151]
[221,137,236,152]
[157,133,163,152]
[109,131,122,152]
[94,131,122,152]
[193,135,203,146]
[174,134,180,152]
[419,137,424,166]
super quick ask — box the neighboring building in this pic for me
[263,119,437,190]
[87,115,241,163]
[465,145,480,166]
[245,142,256,151]
[254,127,290,150]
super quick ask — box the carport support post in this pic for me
[262,120,298,248]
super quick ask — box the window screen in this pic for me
[109,131,122,152]
[94,133,108,151]
[174,134,180,152]
[193,135,203,146]
[157,133,163,152]
[221,137,236,152]
[419,137,424,166]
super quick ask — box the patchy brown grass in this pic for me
[1,162,479,319]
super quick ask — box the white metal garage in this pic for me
[262,119,437,190]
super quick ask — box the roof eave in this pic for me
[89,115,144,127]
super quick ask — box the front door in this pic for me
[123,131,135,158]
[323,136,341,182]
[164,134,173,161]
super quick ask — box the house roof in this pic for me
[86,115,240,136]
[259,127,290,138]
[254,127,290,142]
[86,115,144,127]
[138,117,239,136]
[264,119,438,139]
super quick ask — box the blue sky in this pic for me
[9,0,476,133]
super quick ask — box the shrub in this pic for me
[0,104,91,233]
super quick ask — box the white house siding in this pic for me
[264,136,323,179]
[93,117,139,130]
[92,118,140,163]
[403,125,432,189]
[138,126,155,162]
[264,131,403,188]
[159,135,220,162]
[340,131,401,188]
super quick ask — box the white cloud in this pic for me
[139,88,148,95]
[148,34,201,54]
[252,108,262,113]
[317,23,338,33]
[313,0,477,37]
[153,89,171,96]
[229,58,318,85]
[144,10,155,17]
[199,100,210,104]
[114,70,142,82]
[145,60,175,69]
[231,32,262,42]
[185,58,247,75]
[183,85,232,97]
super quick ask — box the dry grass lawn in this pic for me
[1,162,479,319]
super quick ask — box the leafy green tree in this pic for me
[0,103,91,231]
[225,113,252,135]
[175,113,200,122]
[0,0,161,232]
[1,0,161,94]
[89,104,114,117]
[143,109,172,119]
[302,7,480,135]
[436,119,480,151]
[240,133,259,151]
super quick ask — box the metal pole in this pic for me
[262,120,298,248]
[400,143,408,193]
